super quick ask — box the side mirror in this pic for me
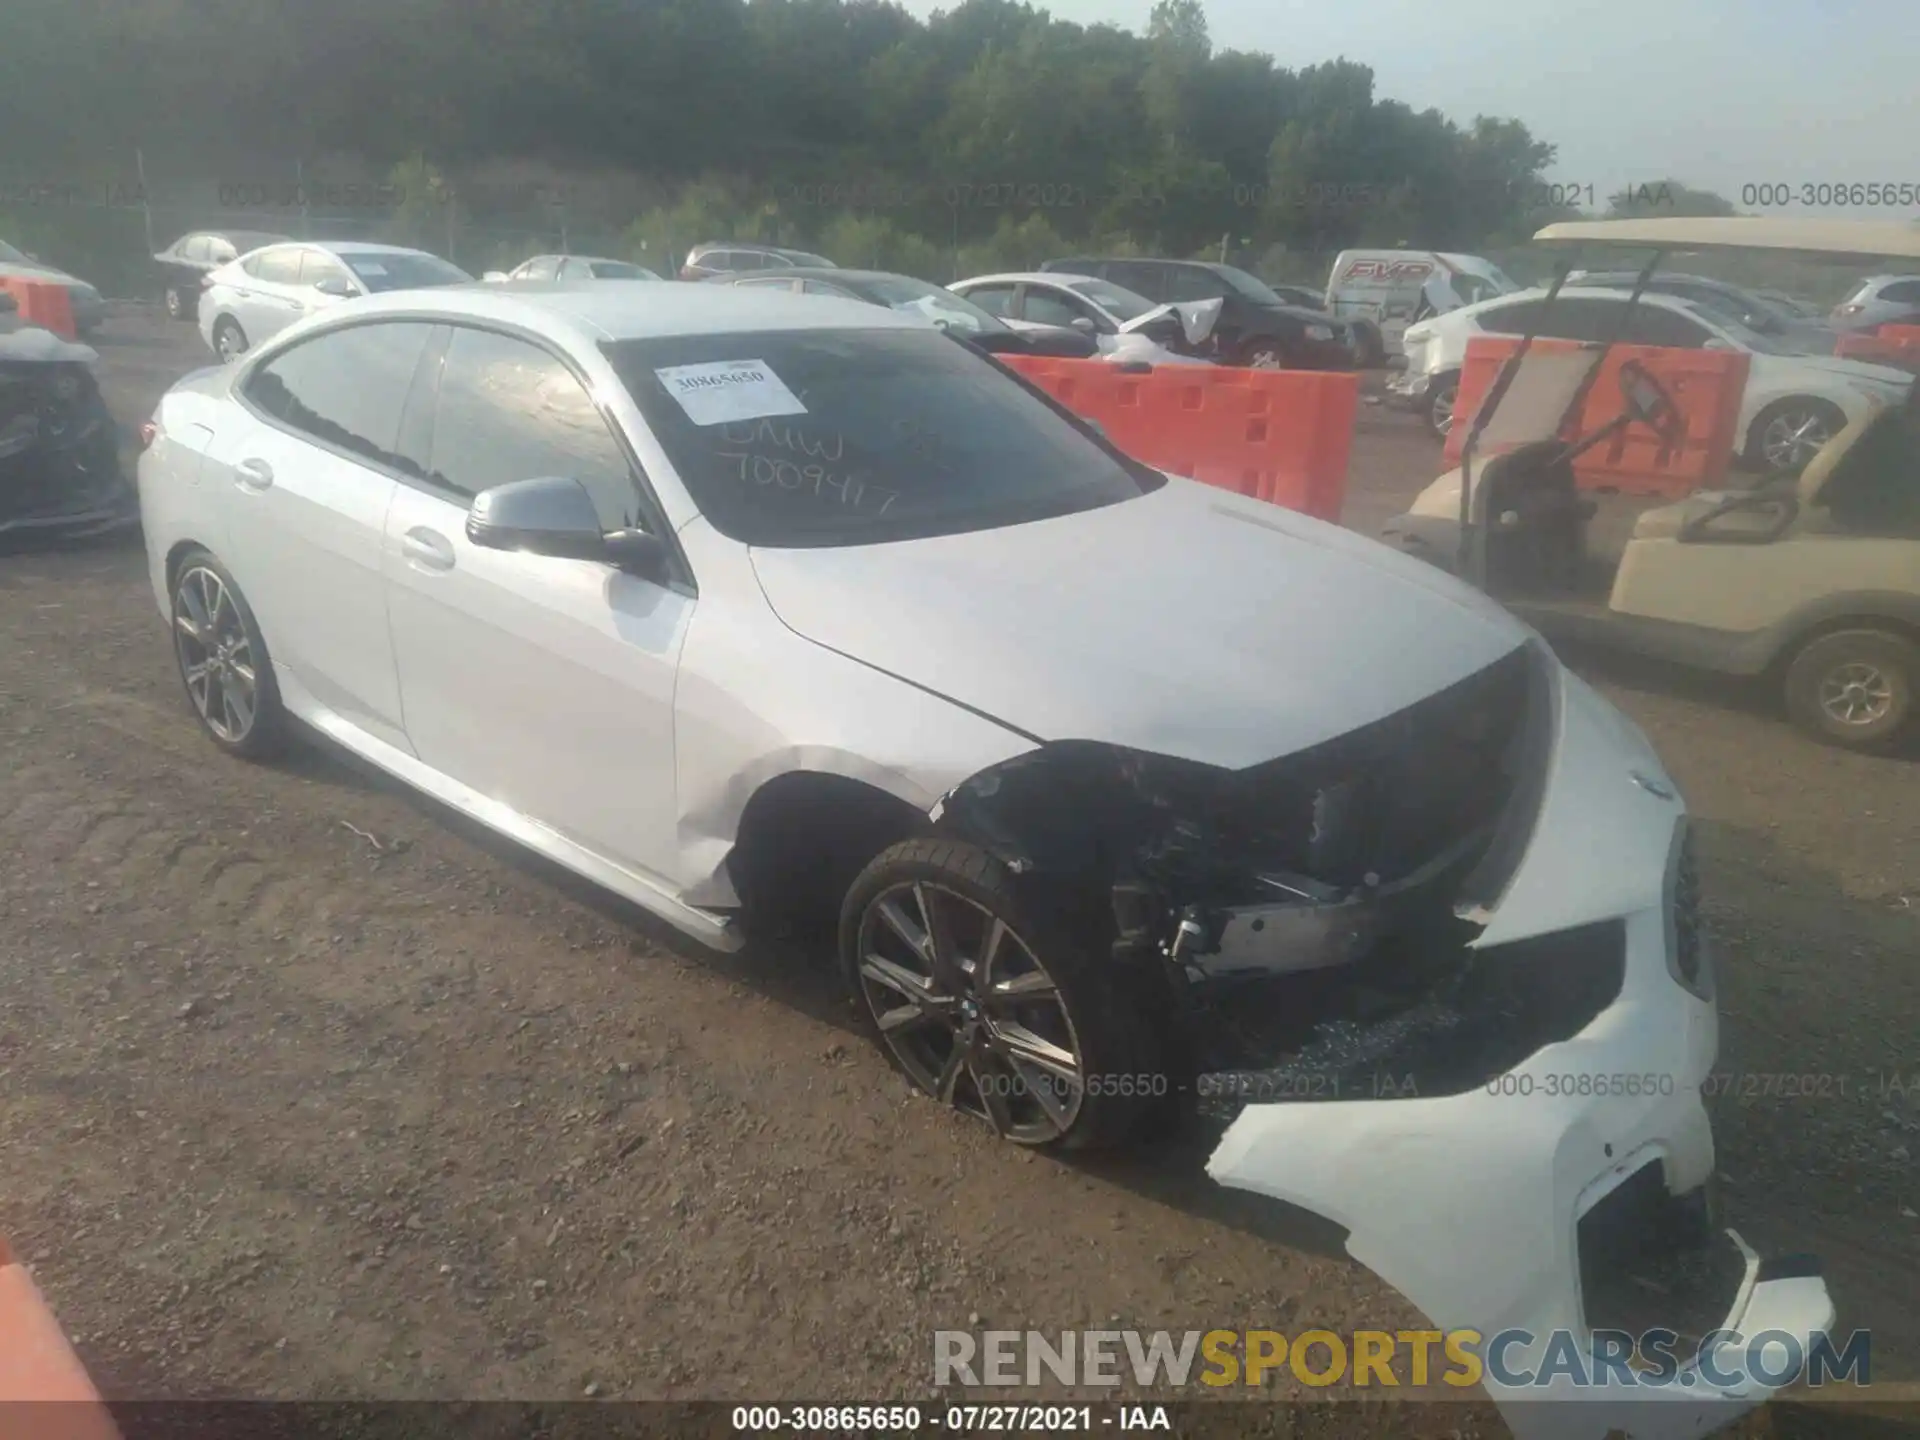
[467,476,669,579]
[313,276,356,298]
[1069,316,1097,335]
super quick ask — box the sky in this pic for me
[896,0,1920,216]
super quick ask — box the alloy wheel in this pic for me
[165,287,183,319]
[855,881,1085,1145]
[215,323,244,362]
[1431,380,1459,437]
[173,565,259,744]
[1245,346,1285,370]
[1761,407,1833,471]
[1818,662,1894,729]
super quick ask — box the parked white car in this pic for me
[484,254,662,283]
[197,241,470,362]
[137,281,1827,1440]
[1392,286,1913,470]
[948,272,1214,366]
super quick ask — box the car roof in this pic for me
[1537,216,1920,260]
[1457,286,1718,319]
[957,272,1101,286]
[331,281,930,341]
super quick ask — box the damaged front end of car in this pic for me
[0,327,135,543]
[929,638,1835,1440]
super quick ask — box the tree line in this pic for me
[3,0,1753,290]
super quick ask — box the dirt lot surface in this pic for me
[2,310,1916,1414]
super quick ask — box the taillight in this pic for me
[1836,303,1863,317]
[138,419,159,450]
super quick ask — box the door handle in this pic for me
[401,526,456,572]
[234,457,274,491]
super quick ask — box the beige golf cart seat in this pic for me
[1626,402,1894,544]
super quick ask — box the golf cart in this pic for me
[1384,218,1920,752]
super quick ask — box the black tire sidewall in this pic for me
[170,547,286,760]
[215,317,246,359]
[838,837,1171,1150]
[1784,629,1914,748]
[1428,374,1459,437]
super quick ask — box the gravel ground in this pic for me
[1,310,1915,1418]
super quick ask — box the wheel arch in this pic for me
[1759,592,1920,676]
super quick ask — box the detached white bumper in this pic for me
[1204,670,1835,1440]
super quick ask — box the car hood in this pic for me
[0,261,86,288]
[748,476,1532,769]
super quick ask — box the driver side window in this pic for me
[428,327,641,532]
[1020,287,1102,331]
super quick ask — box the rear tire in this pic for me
[164,285,191,320]
[1237,338,1288,370]
[212,316,248,362]
[169,548,287,761]
[1782,628,1913,751]
[839,838,1170,1151]
[1746,396,1845,475]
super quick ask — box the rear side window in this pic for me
[298,251,355,290]
[244,322,436,472]
[961,284,1017,318]
[1474,300,1542,335]
[520,256,561,281]
[426,327,642,531]
[244,248,303,284]
[1882,280,1920,304]
[1164,267,1225,303]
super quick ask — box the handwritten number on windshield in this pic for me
[715,451,898,513]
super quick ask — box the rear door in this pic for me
[231,246,308,343]
[212,319,437,749]
[381,323,692,887]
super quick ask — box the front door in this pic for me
[382,323,692,888]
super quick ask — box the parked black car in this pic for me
[1041,256,1360,369]
[154,230,291,321]
[712,267,1102,358]
[0,295,135,543]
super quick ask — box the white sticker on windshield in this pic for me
[654,359,808,427]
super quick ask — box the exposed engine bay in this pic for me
[930,640,1650,1120]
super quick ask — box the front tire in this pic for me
[1783,629,1913,750]
[170,549,287,760]
[840,838,1168,1150]
[1427,372,1461,439]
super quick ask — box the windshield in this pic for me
[590,261,656,279]
[339,252,472,291]
[1062,278,1155,322]
[855,275,1011,335]
[1213,264,1288,307]
[605,328,1160,548]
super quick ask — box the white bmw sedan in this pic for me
[137,282,1830,1435]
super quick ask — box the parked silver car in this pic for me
[197,241,470,361]
[486,254,662,282]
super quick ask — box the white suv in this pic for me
[1394,287,1912,471]
[1830,274,1920,332]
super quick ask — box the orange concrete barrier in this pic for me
[1443,336,1751,498]
[1835,323,1920,372]
[0,278,78,340]
[1000,355,1358,523]
[0,1235,120,1440]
